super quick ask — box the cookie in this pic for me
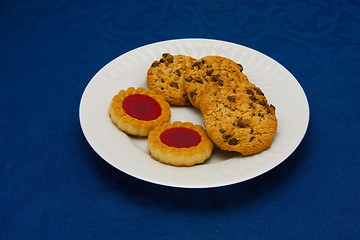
[199,81,277,155]
[148,121,213,166]
[183,55,248,108]
[109,87,171,136]
[147,53,197,106]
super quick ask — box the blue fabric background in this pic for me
[0,0,359,239]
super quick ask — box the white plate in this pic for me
[79,38,309,188]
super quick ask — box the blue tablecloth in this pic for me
[1,1,359,239]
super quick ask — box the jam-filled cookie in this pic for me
[148,121,213,167]
[109,87,171,136]
[147,53,197,106]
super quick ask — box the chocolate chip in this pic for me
[175,69,181,76]
[249,95,258,102]
[151,61,160,67]
[218,80,224,86]
[246,89,254,95]
[219,129,226,134]
[222,134,231,139]
[237,63,243,72]
[228,138,239,145]
[228,96,235,102]
[259,100,266,106]
[195,79,203,84]
[249,136,255,142]
[162,53,169,58]
[256,89,264,96]
[190,92,197,98]
[185,76,193,82]
[206,69,214,76]
[249,103,255,109]
[170,82,179,89]
[266,106,271,113]
[193,62,201,69]
[237,119,248,128]
[167,57,173,63]
[266,104,276,114]
[211,75,220,82]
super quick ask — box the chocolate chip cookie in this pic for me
[183,55,248,109]
[147,53,197,106]
[199,81,277,155]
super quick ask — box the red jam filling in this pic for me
[160,127,201,148]
[122,94,162,121]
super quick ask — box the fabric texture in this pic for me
[0,0,359,239]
